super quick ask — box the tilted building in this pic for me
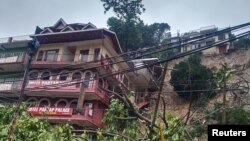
[2,19,162,129]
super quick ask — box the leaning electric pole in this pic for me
[7,38,40,141]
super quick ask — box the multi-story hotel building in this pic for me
[11,19,162,128]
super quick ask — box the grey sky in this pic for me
[0,0,250,38]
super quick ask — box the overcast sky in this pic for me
[0,0,250,38]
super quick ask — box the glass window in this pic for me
[69,101,77,108]
[218,34,226,40]
[59,71,69,81]
[94,48,100,61]
[57,100,67,107]
[84,72,92,88]
[41,71,50,80]
[72,72,81,87]
[80,50,89,62]
[45,50,58,61]
[29,71,38,80]
[37,51,44,61]
[39,100,49,107]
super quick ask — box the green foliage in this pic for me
[107,17,144,51]
[107,17,170,52]
[100,0,145,22]
[151,114,185,141]
[205,103,250,124]
[97,99,138,141]
[141,23,171,47]
[101,0,170,52]
[233,36,250,49]
[170,53,217,100]
[189,120,206,138]
[0,104,81,141]
[213,63,233,89]
[190,103,250,138]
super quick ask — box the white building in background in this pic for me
[171,25,231,55]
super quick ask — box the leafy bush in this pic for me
[170,53,217,101]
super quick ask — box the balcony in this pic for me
[0,83,20,96]
[32,54,108,70]
[27,107,104,127]
[0,53,26,72]
[25,80,109,104]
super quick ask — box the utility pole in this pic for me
[77,82,85,111]
[150,63,168,136]
[7,38,39,141]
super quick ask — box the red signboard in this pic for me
[27,107,73,116]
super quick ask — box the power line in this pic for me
[0,23,247,103]
[1,23,249,86]
[18,30,250,92]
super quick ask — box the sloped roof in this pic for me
[36,18,97,34]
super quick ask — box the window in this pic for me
[98,79,104,88]
[59,71,69,81]
[69,101,77,108]
[105,54,113,71]
[94,48,100,61]
[80,50,89,62]
[218,34,226,40]
[41,71,50,80]
[37,51,44,61]
[72,72,81,81]
[57,100,67,107]
[84,72,92,88]
[29,71,38,80]
[206,39,215,46]
[183,46,188,52]
[45,50,59,61]
[39,99,50,107]
[84,102,93,116]
[72,72,82,87]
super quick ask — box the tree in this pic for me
[141,23,171,47]
[214,63,233,124]
[170,53,217,101]
[101,0,171,52]
[96,99,139,141]
[107,17,170,52]
[107,17,143,51]
[0,104,83,141]
[205,103,250,124]
[100,0,145,22]
[233,36,250,49]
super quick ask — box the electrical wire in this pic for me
[1,24,249,86]
[20,30,250,92]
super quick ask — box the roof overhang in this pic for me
[31,28,123,54]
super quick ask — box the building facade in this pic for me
[171,25,231,55]
[0,36,31,104]
[15,19,161,128]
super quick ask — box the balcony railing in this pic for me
[0,52,25,64]
[32,54,109,68]
[0,83,20,91]
[25,80,109,103]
